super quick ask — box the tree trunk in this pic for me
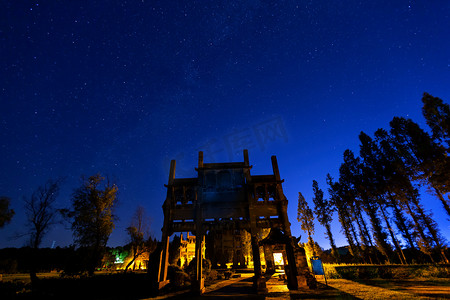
[325,223,340,263]
[433,187,450,217]
[387,191,416,250]
[365,201,391,263]
[124,246,141,273]
[353,210,370,264]
[410,195,449,263]
[346,208,363,262]
[403,200,435,263]
[337,208,357,258]
[377,200,407,264]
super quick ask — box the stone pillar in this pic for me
[285,240,300,290]
[263,245,275,274]
[193,170,205,295]
[193,233,205,294]
[157,233,170,288]
[157,159,176,290]
[250,234,267,293]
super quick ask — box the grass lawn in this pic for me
[1,272,449,299]
[1,272,60,283]
[325,278,450,299]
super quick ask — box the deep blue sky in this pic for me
[1,1,449,249]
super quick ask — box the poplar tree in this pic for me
[326,174,360,261]
[338,150,375,263]
[390,117,449,263]
[390,117,450,217]
[374,129,417,252]
[422,92,450,148]
[359,132,406,264]
[312,180,339,262]
[297,192,315,257]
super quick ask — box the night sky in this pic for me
[1,1,449,250]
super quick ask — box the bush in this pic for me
[0,259,18,273]
[421,265,450,278]
[168,264,190,287]
[224,271,232,279]
[207,269,218,281]
[323,263,450,280]
[0,281,30,298]
[185,258,211,278]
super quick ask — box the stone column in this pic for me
[157,232,170,288]
[264,245,275,274]
[157,160,176,290]
[285,240,300,290]
[193,233,205,294]
[250,233,267,293]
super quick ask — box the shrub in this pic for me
[207,269,218,281]
[0,281,30,298]
[0,259,18,273]
[421,265,450,278]
[357,266,377,279]
[185,258,211,278]
[224,271,232,279]
[323,263,450,280]
[168,264,190,287]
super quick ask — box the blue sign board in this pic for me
[311,259,324,275]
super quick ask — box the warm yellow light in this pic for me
[273,253,284,265]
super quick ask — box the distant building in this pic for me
[179,232,205,268]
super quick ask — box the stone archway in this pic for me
[157,150,315,294]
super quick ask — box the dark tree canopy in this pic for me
[124,206,156,272]
[0,196,15,228]
[312,180,332,225]
[297,191,315,256]
[422,92,450,147]
[24,179,62,282]
[297,192,314,236]
[64,174,118,274]
[69,174,118,248]
[312,180,339,261]
[24,179,62,248]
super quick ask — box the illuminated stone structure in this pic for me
[179,232,205,268]
[206,229,251,268]
[157,150,314,294]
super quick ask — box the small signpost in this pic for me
[310,256,327,286]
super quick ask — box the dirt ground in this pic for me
[157,274,450,299]
[2,272,449,299]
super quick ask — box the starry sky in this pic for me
[1,1,449,250]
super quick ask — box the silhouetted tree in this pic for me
[359,132,406,264]
[301,240,323,261]
[124,206,156,272]
[422,92,450,148]
[374,129,417,252]
[297,192,315,256]
[326,174,359,261]
[312,180,339,262]
[24,179,62,282]
[65,174,118,274]
[338,150,375,263]
[390,117,450,217]
[390,117,449,262]
[0,196,14,228]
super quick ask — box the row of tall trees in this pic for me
[1,174,127,281]
[298,93,449,264]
